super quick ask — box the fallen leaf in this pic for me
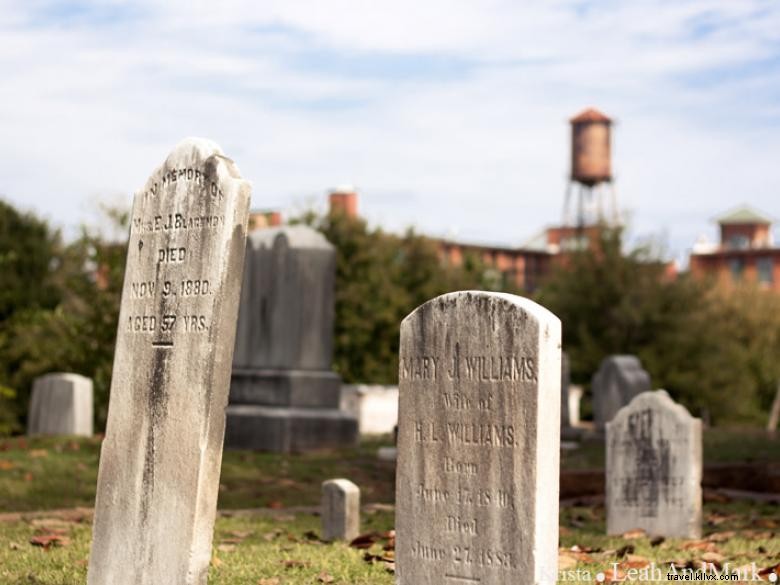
[682,540,719,553]
[317,571,335,583]
[350,532,382,549]
[30,534,70,549]
[24,472,33,482]
[650,536,665,547]
[257,579,280,585]
[29,449,48,458]
[601,567,626,583]
[558,554,578,570]
[759,562,780,581]
[9,542,21,550]
[707,531,736,543]
[0,459,15,470]
[281,559,308,569]
[621,529,646,540]
[622,554,650,569]
[227,530,253,539]
[217,544,235,553]
[267,501,284,510]
[615,544,635,558]
[211,556,223,568]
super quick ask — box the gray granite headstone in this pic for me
[396,291,561,585]
[592,355,651,428]
[321,478,360,542]
[27,373,93,436]
[87,138,250,585]
[225,225,357,452]
[606,390,702,539]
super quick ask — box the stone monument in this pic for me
[561,352,570,428]
[87,138,250,585]
[27,373,93,437]
[592,355,651,428]
[606,390,702,539]
[321,478,360,542]
[396,291,561,585]
[225,225,357,452]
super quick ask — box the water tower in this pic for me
[562,108,619,227]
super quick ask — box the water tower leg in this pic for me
[609,181,619,225]
[563,182,573,226]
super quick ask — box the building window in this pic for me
[758,257,774,285]
[729,258,745,281]
[728,235,750,250]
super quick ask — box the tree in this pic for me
[536,228,763,424]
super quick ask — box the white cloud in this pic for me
[0,0,777,256]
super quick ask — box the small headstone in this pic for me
[87,138,250,585]
[321,479,360,542]
[606,390,702,539]
[561,352,570,428]
[27,373,93,436]
[592,355,651,428]
[396,291,561,585]
[568,385,583,427]
[226,225,357,452]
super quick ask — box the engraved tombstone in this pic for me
[396,291,561,585]
[592,355,651,428]
[87,138,250,585]
[606,390,702,539]
[27,373,93,437]
[226,225,357,452]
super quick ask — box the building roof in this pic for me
[570,107,612,124]
[715,205,773,225]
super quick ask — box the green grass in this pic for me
[0,503,776,584]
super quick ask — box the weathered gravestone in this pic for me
[226,225,357,452]
[27,373,93,437]
[592,355,651,428]
[606,390,702,539]
[321,478,360,542]
[396,291,561,585]
[87,138,250,585]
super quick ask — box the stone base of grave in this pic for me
[225,405,359,453]
[230,368,342,408]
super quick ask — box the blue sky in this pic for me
[1,0,779,261]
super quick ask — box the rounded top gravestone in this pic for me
[396,291,561,585]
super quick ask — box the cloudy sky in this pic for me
[1,0,778,260]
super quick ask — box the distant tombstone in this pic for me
[396,291,561,585]
[27,373,93,436]
[606,390,702,539]
[568,385,584,427]
[561,352,570,428]
[592,355,651,428]
[321,478,360,542]
[87,138,250,585]
[226,225,357,452]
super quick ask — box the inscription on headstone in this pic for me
[606,390,702,539]
[396,291,561,585]
[87,138,250,585]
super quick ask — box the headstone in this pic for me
[606,390,702,539]
[27,373,93,436]
[321,478,360,542]
[225,225,357,452]
[568,385,583,427]
[341,384,399,435]
[87,138,250,585]
[561,352,570,428]
[396,291,561,585]
[592,355,651,428]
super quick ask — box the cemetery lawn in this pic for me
[0,501,777,584]
[0,430,778,512]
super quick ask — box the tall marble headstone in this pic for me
[396,292,561,585]
[606,390,702,539]
[225,225,357,452]
[88,138,250,585]
[592,355,651,428]
[27,373,93,436]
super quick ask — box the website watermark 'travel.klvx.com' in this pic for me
[552,561,779,582]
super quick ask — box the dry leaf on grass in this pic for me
[317,571,335,583]
[30,534,70,549]
[0,459,15,470]
[281,559,309,570]
[621,529,646,540]
[29,449,48,458]
[257,579,280,585]
[681,540,719,553]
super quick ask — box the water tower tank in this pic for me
[570,108,612,186]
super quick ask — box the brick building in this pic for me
[689,206,779,290]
